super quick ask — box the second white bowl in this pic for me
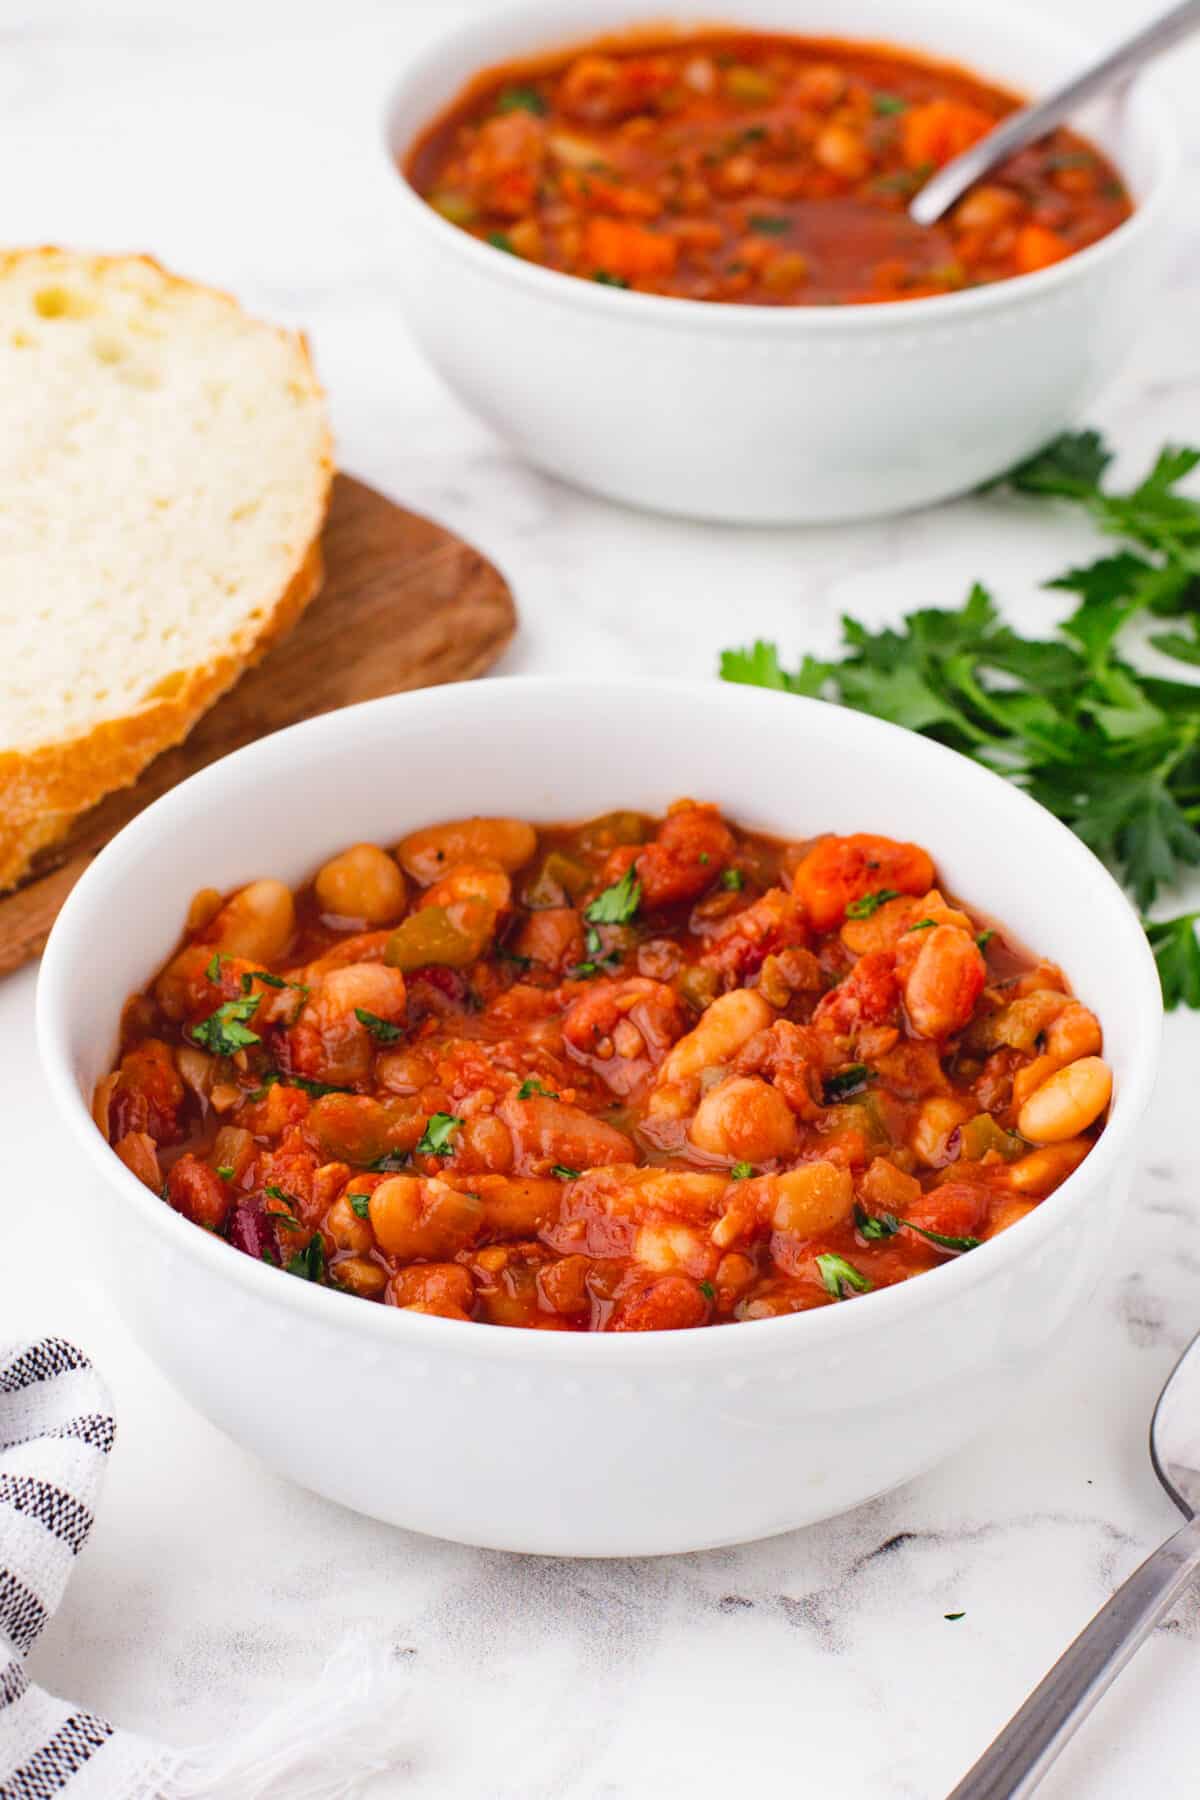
[383,0,1176,524]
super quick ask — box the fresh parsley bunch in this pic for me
[720,432,1200,1009]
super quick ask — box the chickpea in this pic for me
[1044,1002,1102,1064]
[909,1095,971,1168]
[314,844,406,925]
[1017,1057,1112,1144]
[317,962,407,1025]
[633,1221,715,1279]
[326,1190,374,1253]
[369,1176,484,1259]
[333,1256,388,1298]
[767,1162,854,1236]
[656,988,773,1090]
[396,817,537,885]
[209,879,295,962]
[419,863,511,915]
[814,122,871,181]
[952,184,1021,235]
[690,1075,799,1163]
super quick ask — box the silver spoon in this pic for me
[910,0,1200,227]
[948,1328,1200,1798]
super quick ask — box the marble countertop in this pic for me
[4,1,1200,1793]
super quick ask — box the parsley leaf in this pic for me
[415,1112,463,1157]
[748,214,789,235]
[720,431,1200,1003]
[517,1077,559,1100]
[246,1070,351,1101]
[730,1161,754,1179]
[873,92,908,114]
[216,1164,234,1181]
[496,85,547,115]
[593,270,631,288]
[551,1164,581,1180]
[584,866,642,925]
[205,951,226,984]
[284,1233,326,1283]
[348,1193,372,1219]
[824,1064,871,1102]
[699,1280,716,1300]
[817,1253,873,1299]
[721,868,744,891]
[354,1008,404,1043]
[908,917,937,931]
[845,888,900,919]
[1145,912,1200,1010]
[191,994,261,1056]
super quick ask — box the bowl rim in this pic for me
[36,676,1164,1365]
[380,0,1179,334]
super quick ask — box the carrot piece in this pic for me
[901,99,994,170]
[582,216,677,279]
[1013,224,1070,272]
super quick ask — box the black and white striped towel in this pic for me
[0,1338,406,1800]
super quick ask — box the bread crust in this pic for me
[0,249,334,891]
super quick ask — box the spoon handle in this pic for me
[910,0,1200,225]
[947,1511,1200,1799]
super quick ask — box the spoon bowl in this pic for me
[911,0,1200,226]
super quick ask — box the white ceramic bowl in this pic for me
[38,680,1161,1555]
[382,0,1177,524]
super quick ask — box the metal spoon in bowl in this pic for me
[948,1328,1200,1798]
[910,0,1200,228]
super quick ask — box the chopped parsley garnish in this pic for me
[190,994,261,1056]
[856,1206,979,1252]
[908,917,937,932]
[551,1164,581,1180]
[584,866,642,926]
[204,951,226,984]
[817,1253,873,1299]
[944,1611,966,1622]
[245,1070,351,1101]
[720,429,1200,1009]
[348,1193,372,1219]
[487,230,516,254]
[845,888,900,920]
[284,1233,326,1283]
[215,1165,234,1181]
[355,1007,404,1043]
[415,1112,464,1157]
[497,946,533,969]
[244,969,286,989]
[856,1207,899,1241]
[593,270,630,287]
[496,85,546,115]
[976,930,995,953]
[517,1077,558,1100]
[263,1186,304,1231]
[568,961,603,980]
[699,1280,716,1300]
[730,1161,754,1180]
[721,868,744,891]
[873,92,908,114]
[823,1063,871,1102]
[748,214,789,235]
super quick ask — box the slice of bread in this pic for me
[0,248,333,890]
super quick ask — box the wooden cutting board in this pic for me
[0,474,517,976]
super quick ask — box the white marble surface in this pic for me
[3,0,1200,1792]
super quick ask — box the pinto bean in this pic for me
[655,988,772,1089]
[207,880,295,962]
[1017,1058,1112,1144]
[904,927,985,1040]
[396,818,537,885]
